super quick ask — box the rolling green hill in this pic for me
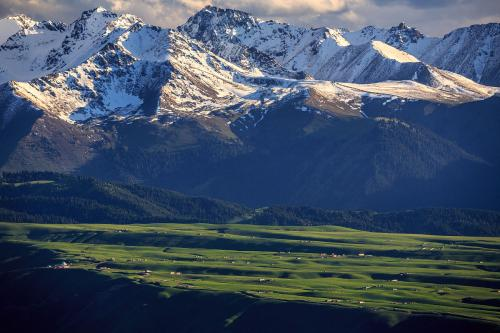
[0,222,499,331]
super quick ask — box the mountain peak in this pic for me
[185,4,257,28]
[200,5,251,16]
[79,6,116,21]
[396,22,408,30]
[83,6,109,14]
[1,14,39,32]
[0,14,39,45]
[95,6,108,13]
[384,22,425,48]
[388,22,422,33]
[69,6,130,42]
[201,4,222,12]
[180,4,260,49]
[5,14,38,26]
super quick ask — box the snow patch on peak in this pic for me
[95,6,108,13]
[324,28,350,47]
[80,6,114,18]
[371,41,419,63]
[6,14,38,29]
[0,15,38,45]
[118,25,170,61]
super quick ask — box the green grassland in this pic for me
[1,222,499,324]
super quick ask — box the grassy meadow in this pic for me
[0,222,499,323]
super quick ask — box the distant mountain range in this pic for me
[0,6,499,211]
[181,7,500,86]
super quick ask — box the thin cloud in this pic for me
[0,0,498,36]
[213,0,349,16]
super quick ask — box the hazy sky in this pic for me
[1,0,499,36]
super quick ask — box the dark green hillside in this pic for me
[0,171,249,224]
[2,172,500,236]
[191,103,498,211]
[247,206,500,236]
[361,96,500,165]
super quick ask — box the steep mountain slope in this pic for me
[360,23,500,87]
[5,26,249,122]
[3,87,499,211]
[314,41,428,84]
[419,24,500,86]
[1,6,496,128]
[203,104,498,210]
[360,95,500,166]
[353,23,500,86]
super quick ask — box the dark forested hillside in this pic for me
[0,171,249,224]
[247,206,500,236]
[1,172,500,236]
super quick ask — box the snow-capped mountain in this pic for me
[342,22,438,54]
[0,7,141,84]
[344,22,500,86]
[2,6,495,127]
[0,5,498,127]
[180,6,348,77]
[181,6,500,87]
[0,6,500,211]
[418,24,500,86]
[7,24,255,122]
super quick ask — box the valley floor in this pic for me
[0,222,499,331]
